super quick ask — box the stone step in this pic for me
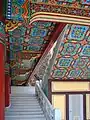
[11,102,39,104]
[11,99,38,101]
[5,87,46,120]
[5,108,42,112]
[11,95,36,97]
[11,100,38,103]
[5,114,45,118]
[10,103,40,106]
[9,106,41,109]
[5,111,43,115]
[11,97,37,99]
[5,117,46,120]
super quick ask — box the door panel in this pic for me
[69,94,83,120]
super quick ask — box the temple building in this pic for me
[0,0,90,120]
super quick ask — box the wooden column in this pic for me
[5,74,11,107]
[0,43,5,120]
[5,41,11,107]
[0,0,5,119]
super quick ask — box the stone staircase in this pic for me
[5,87,47,120]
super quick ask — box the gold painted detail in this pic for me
[5,20,22,32]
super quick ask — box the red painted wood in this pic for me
[0,0,4,21]
[10,77,11,94]
[0,43,5,120]
[5,74,10,107]
[29,23,66,81]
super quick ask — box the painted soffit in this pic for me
[6,20,57,83]
[6,0,90,25]
[50,24,90,80]
[3,0,90,85]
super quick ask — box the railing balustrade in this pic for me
[35,81,61,120]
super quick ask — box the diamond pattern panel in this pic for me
[51,24,90,80]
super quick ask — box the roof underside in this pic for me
[50,24,90,80]
[0,0,89,85]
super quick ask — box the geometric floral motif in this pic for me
[85,72,90,79]
[10,37,23,44]
[0,21,5,39]
[52,0,75,3]
[6,20,56,84]
[32,21,52,28]
[82,70,90,79]
[68,25,89,41]
[50,24,90,80]
[87,64,90,71]
[52,69,67,78]
[73,57,89,69]
[10,51,16,60]
[87,36,90,42]
[61,43,80,56]
[80,45,90,57]
[65,0,75,2]
[8,21,55,53]
[31,0,90,8]
[27,45,41,51]
[29,37,44,45]
[57,58,73,67]
[30,28,48,37]
[81,0,90,5]
[9,26,26,36]
[68,69,82,78]
[10,44,23,52]
[7,0,90,25]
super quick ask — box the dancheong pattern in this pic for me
[6,20,56,83]
[32,0,90,6]
[6,0,30,22]
[6,0,90,21]
[3,0,90,84]
[30,3,90,18]
[51,24,90,80]
[0,21,5,39]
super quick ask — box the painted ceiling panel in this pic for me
[5,20,57,85]
[50,24,90,80]
[7,21,56,53]
[6,0,90,24]
[4,0,89,85]
[30,0,90,18]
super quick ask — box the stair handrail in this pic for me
[35,81,61,120]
